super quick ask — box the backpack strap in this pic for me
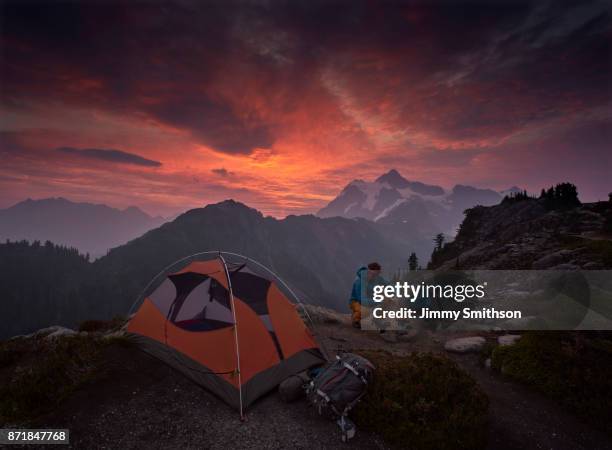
[343,361,368,385]
[316,389,331,403]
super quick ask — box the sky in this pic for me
[1,0,610,218]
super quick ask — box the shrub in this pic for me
[353,350,489,450]
[0,335,105,422]
[491,331,612,433]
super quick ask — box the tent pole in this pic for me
[219,251,245,420]
[225,252,331,361]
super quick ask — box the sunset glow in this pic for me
[1,1,610,217]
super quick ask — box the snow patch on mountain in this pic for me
[374,198,407,221]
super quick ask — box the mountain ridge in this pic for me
[0,197,166,257]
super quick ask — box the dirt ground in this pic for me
[28,318,612,450]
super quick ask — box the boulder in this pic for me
[444,336,486,353]
[33,325,64,338]
[498,334,521,346]
[45,327,77,340]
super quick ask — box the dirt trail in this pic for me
[450,353,611,450]
[32,320,612,450]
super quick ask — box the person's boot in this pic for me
[352,321,361,329]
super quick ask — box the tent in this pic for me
[126,252,326,418]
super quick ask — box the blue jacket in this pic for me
[349,266,388,306]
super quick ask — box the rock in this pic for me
[103,330,126,340]
[380,332,398,343]
[45,327,77,340]
[532,250,572,269]
[583,262,603,269]
[498,334,521,346]
[32,325,64,338]
[397,329,419,342]
[9,334,28,341]
[444,336,486,353]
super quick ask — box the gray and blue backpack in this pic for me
[306,352,375,441]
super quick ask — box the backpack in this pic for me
[306,352,375,441]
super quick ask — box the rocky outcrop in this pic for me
[429,198,612,270]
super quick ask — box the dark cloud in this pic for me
[147,98,274,154]
[0,0,610,159]
[56,147,162,167]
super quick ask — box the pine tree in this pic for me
[433,233,445,251]
[408,252,418,271]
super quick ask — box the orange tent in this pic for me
[127,252,325,418]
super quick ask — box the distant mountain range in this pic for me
[0,173,513,264]
[1,199,414,337]
[318,169,519,237]
[0,198,166,258]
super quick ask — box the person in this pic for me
[349,262,387,329]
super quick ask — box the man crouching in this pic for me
[349,262,387,329]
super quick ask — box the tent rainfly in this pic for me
[126,252,326,418]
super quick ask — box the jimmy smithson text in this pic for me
[372,307,522,321]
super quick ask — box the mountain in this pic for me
[428,194,612,270]
[0,198,166,258]
[317,169,508,245]
[0,200,414,337]
[90,200,410,314]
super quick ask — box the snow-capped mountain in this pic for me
[317,169,510,236]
